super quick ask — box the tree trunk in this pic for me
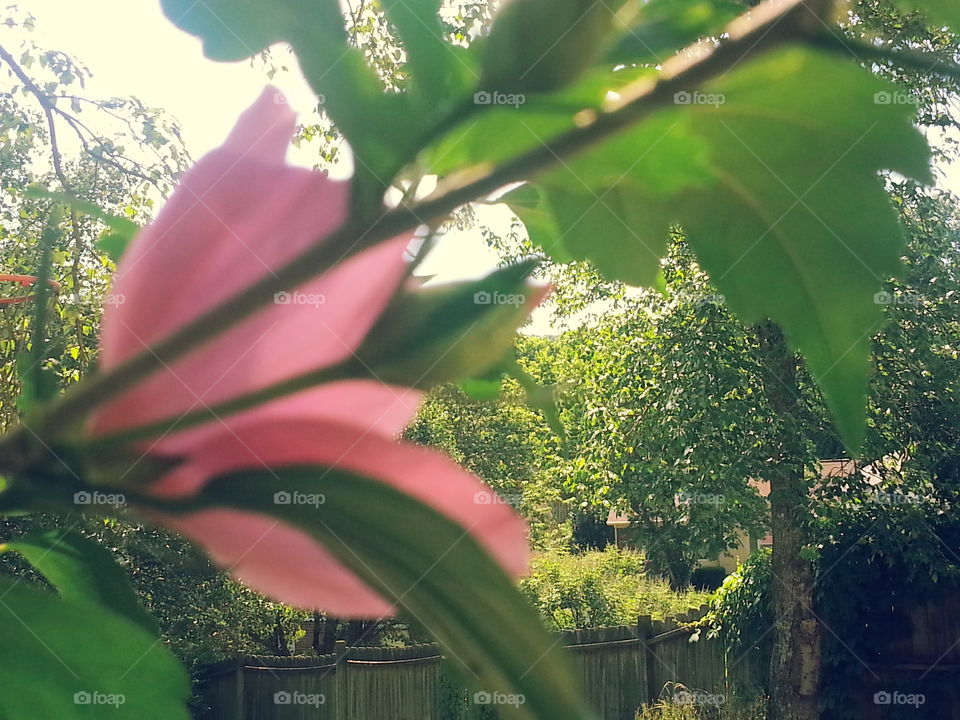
[756,322,821,720]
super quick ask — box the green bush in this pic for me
[520,547,710,629]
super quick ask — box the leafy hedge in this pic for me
[520,548,710,630]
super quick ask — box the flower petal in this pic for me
[149,419,530,603]
[151,380,423,457]
[156,507,394,616]
[89,87,412,439]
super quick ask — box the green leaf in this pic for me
[23,186,139,261]
[513,48,932,450]
[182,467,595,720]
[380,0,476,105]
[508,359,566,440]
[15,349,60,415]
[459,375,504,400]
[606,0,743,66]
[357,261,542,388]
[503,111,710,286]
[0,579,189,720]
[3,528,158,635]
[500,184,569,262]
[422,67,652,175]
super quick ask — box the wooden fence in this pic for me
[199,643,443,720]
[198,605,755,720]
[199,597,960,719]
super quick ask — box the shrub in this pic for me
[520,547,710,629]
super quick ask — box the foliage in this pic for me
[552,246,775,588]
[405,381,569,549]
[705,549,773,662]
[0,516,302,671]
[520,548,710,629]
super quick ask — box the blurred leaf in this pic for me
[24,186,139,236]
[606,0,743,66]
[181,467,596,720]
[3,528,158,635]
[479,0,625,93]
[380,0,476,104]
[459,375,504,401]
[422,67,652,175]
[16,349,59,415]
[357,261,542,388]
[0,579,189,720]
[508,359,566,440]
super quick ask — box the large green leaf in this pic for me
[3,528,158,635]
[0,579,189,720]
[509,48,931,449]
[478,0,625,94]
[422,66,655,176]
[175,468,595,720]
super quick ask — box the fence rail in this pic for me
[199,605,744,720]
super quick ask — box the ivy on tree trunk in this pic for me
[756,321,822,720]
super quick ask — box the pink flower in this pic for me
[88,88,529,617]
